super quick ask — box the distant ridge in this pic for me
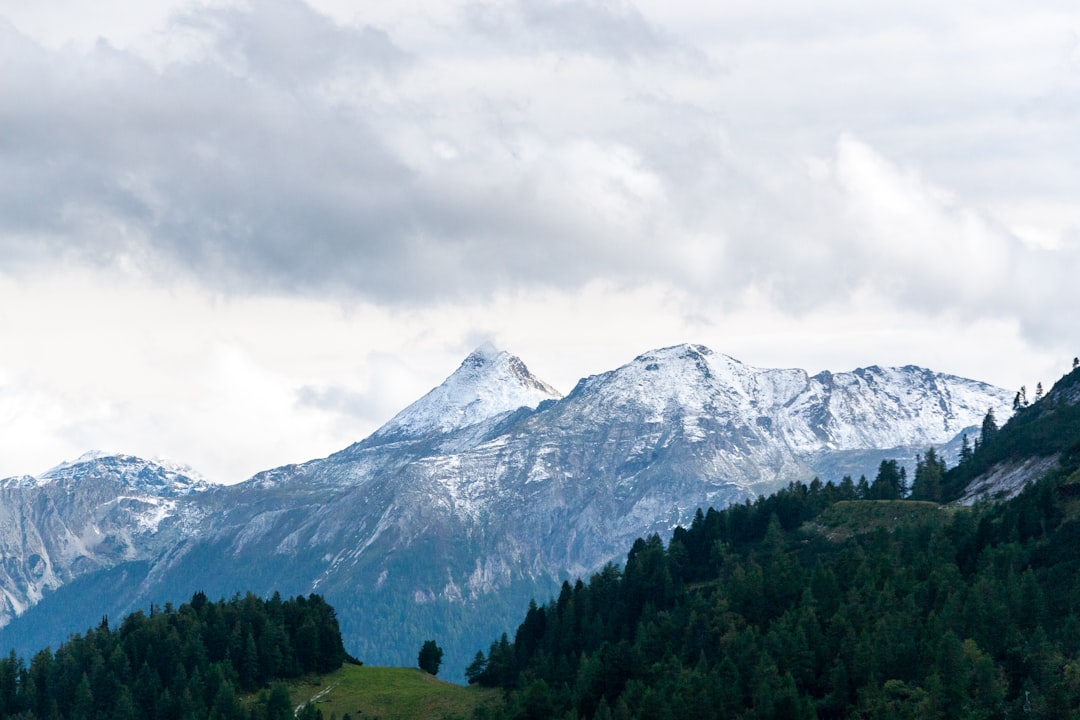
[0,344,1014,679]
[0,453,209,626]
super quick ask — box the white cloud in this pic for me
[0,0,1078,480]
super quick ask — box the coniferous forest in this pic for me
[467,369,1080,720]
[0,592,348,720]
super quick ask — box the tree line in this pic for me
[0,592,349,720]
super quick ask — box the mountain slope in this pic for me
[0,453,208,626]
[469,435,1080,719]
[0,345,1014,678]
[469,368,1080,718]
[952,365,1080,503]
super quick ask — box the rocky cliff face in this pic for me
[0,453,208,627]
[0,344,1014,676]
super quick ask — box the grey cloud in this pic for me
[0,5,422,296]
[516,0,668,60]
[0,1,679,303]
[1,0,1078,361]
[0,1,838,307]
[174,0,409,88]
[295,384,380,423]
[466,0,683,62]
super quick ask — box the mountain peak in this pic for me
[36,452,211,497]
[371,346,562,441]
[38,449,115,477]
[463,341,502,365]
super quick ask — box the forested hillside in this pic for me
[0,592,349,720]
[468,369,1080,719]
[943,366,1080,502]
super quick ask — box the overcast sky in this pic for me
[1,0,1078,484]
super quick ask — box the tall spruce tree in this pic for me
[980,408,998,447]
[869,459,905,499]
[910,447,946,502]
[959,433,973,465]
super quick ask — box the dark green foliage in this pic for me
[471,393,1080,720]
[0,592,346,719]
[265,681,295,720]
[868,459,907,499]
[945,366,1080,501]
[465,651,487,684]
[910,447,945,501]
[418,640,444,676]
[959,433,973,465]
[980,407,999,447]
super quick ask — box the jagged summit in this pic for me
[371,345,562,441]
[35,452,211,497]
[558,343,1013,455]
[564,343,755,419]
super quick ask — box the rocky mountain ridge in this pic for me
[0,453,208,627]
[0,344,1016,675]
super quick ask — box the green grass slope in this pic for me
[812,499,950,539]
[286,665,502,720]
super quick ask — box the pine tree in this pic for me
[266,682,293,720]
[855,475,870,499]
[72,674,94,720]
[980,408,998,447]
[418,640,443,676]
[910,447,946,502]
[1034,382,1044,402]
[869,460,903,499]
[465,651,487,684]
[959,433,973,465]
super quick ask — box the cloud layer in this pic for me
[4,2,1075,310]
[0,0,1078,480]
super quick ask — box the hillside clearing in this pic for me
[287,665,502,720]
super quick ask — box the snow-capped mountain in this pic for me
[370,343,562,443]
[36,451,211,496]
[0,344,1015,678]
[0,453,209,627]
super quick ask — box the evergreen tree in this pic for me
[959,433,973,465]
[869,460,904,499]
[266,682,294,720]
[465,651,487,684]
[71,674,93,720]
[980,408,998,446]
[418,640,444,676]
[855,475,870,499]
[910,448,946,502]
